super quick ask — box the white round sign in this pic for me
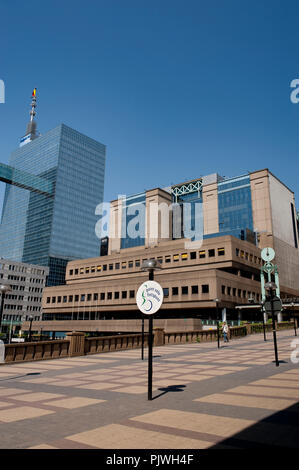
[261,247,275,262]
[136,281,164,315]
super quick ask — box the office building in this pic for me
[0,91,106,286]
[32,168,299,335]
[0,259,49,333]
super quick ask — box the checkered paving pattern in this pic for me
[0,329,298,448]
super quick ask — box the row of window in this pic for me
[47,284,210,305]
[68,248,226,277]
[235,248,262,265]
[221,285,260,301]
[0,264,46,275]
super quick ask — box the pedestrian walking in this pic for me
[222,321,229,343]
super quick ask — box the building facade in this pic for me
[33,168,299,335]
[0,259,49,333]
[0,123,106,286]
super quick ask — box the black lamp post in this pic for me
[290,302,297,337]
[141,258,162,401]
[28,315,34,343]
[0,284,12,333]
[214,298,220,348]
[264,282,280,367]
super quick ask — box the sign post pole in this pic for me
[136,260,163,401]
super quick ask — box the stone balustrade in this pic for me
[1,322,295,364]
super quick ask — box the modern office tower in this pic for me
[0,91,106,286]
[0,259,49,333]
[37,168,299,336]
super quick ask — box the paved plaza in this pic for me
[0,330,298,449]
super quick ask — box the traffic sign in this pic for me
[261,247,275,262]
[136,281,164,315]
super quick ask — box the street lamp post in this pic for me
[0,284,12,333]
[214,298,220,348]
[290,302,297,337]
[28,315,34,343]
[264,282,280,367]
[141,259,162,401]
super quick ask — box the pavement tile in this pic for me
[43,397,106,409]
[131,409,254,438]
[226,385,299,399]
[194,393,297,410]
[65,423,213,449]
[0,407,55,423]
[13,392,65,402]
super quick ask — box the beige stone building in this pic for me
[31,168,299,335]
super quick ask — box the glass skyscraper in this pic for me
[0,124,106,285]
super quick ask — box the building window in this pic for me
[128,261,133,268]
[208,249,215,257]
[52,297,56,303]
[181,253,188,261]
[115,263,120,269]
[218,248,225,256]
[236,248,239,257]
[100,293,105,300]
[238,289,241,297]
[81,294,85,302]
[94,293,98,301]
[233,288,236,296]
[91,266,95,273]
[199,250,205,258]
[97,266,102,272]
[57,296,61,303]
[122,262,127,269]
[109,264,113,271]
[135,260,140,267]
[157,257,163,264]
[122,291,127,299]
[87,294,92,301]
[182,286,188,295]
[103,265,107,271]
[221,285,226,295]
[114,292,119,299]
[163,288,169,297]
[129,290,135,298]
[80,268,84,274]
[190,252,196,260]
[191,285,198,294]
[172,287,178,295]
[173,254,179,262]
[75,295,79,302]
[107,292,112,300]
[202,285,209,294]
[165,256,171,263]
[69,270,73,275]
[227,287,231,296]
[46,297,50,304]
[69,295,73,302]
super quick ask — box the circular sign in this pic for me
[136,281,164,315]
[261,247,275,262]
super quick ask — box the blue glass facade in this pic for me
[121,193,145,249]
[172,190,203,241]
[0,124,106,285]
[216,175,254,242]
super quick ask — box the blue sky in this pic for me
[1,0,299,209]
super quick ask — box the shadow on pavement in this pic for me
[0,372,40,382]
[152,384,187,400]
[209,401,299,448]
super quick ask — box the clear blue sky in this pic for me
[1,0,299,208]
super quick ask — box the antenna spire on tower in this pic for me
[20,88,40,147]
